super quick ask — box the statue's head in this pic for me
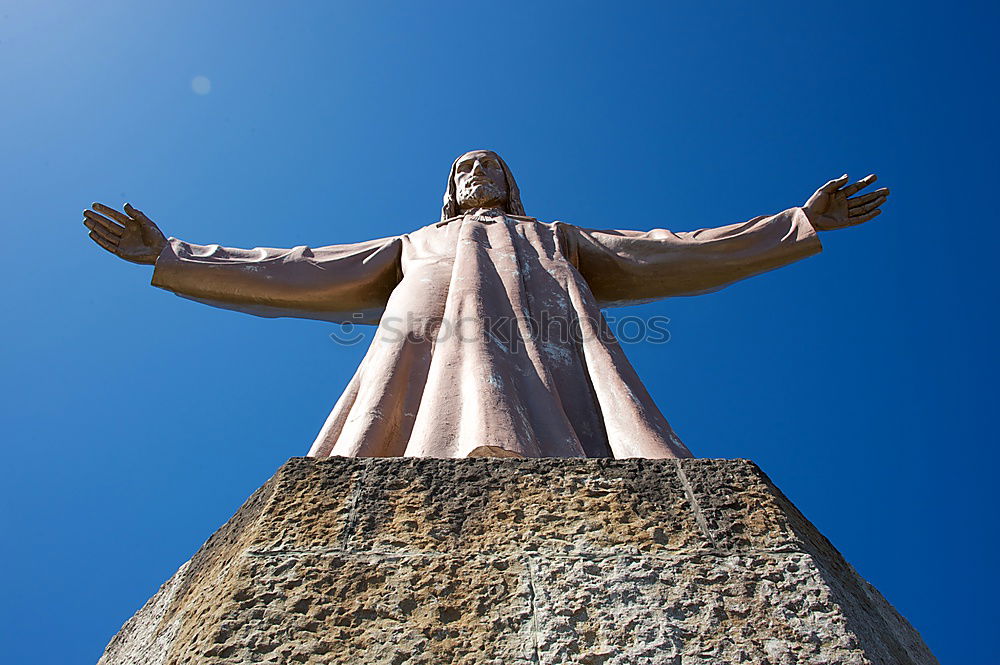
[441,150,525,221]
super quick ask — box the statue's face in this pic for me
[454,151,509,212]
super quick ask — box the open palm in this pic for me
[803,174,889,231]
[83,203,167,265]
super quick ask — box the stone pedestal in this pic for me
[98,458,937,664]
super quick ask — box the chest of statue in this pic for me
[401,214,571,272]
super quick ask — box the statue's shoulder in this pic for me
[433,215,463,228]
[508,214,568,228]
[530,217,581,231]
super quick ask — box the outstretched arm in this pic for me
[570,174,889,307]
[83,203,403,323]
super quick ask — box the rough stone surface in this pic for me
[98,458,938,664]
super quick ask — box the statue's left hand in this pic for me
[802,174,890,231]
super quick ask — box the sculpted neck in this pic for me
[460,206,507,217]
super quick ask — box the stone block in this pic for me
[98,458,938,665]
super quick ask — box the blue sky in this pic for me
[1,1,996,662]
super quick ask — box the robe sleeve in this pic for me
[150,235,403,324]
[568,207,822,307]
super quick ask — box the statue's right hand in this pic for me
[83,202,168,265]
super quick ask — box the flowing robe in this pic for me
[151,209,821,459]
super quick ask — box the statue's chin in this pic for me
[458,190,507,212]
[458,183,507,210]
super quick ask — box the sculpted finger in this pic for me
[92,202,134,226]
[123,202,151,223]
[85,219,121,245]
[851,195,887,213]
[821,174,850,193]
[850,197,886,216]
[83,209,124,236]
[848,188,890,208]
[848,209,882,225]
[89,230,119,253]
[841,174,877,197]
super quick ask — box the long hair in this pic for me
[440,150,525,222]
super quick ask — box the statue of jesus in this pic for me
[83,151,888,459]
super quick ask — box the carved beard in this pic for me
[457,180,508,212]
